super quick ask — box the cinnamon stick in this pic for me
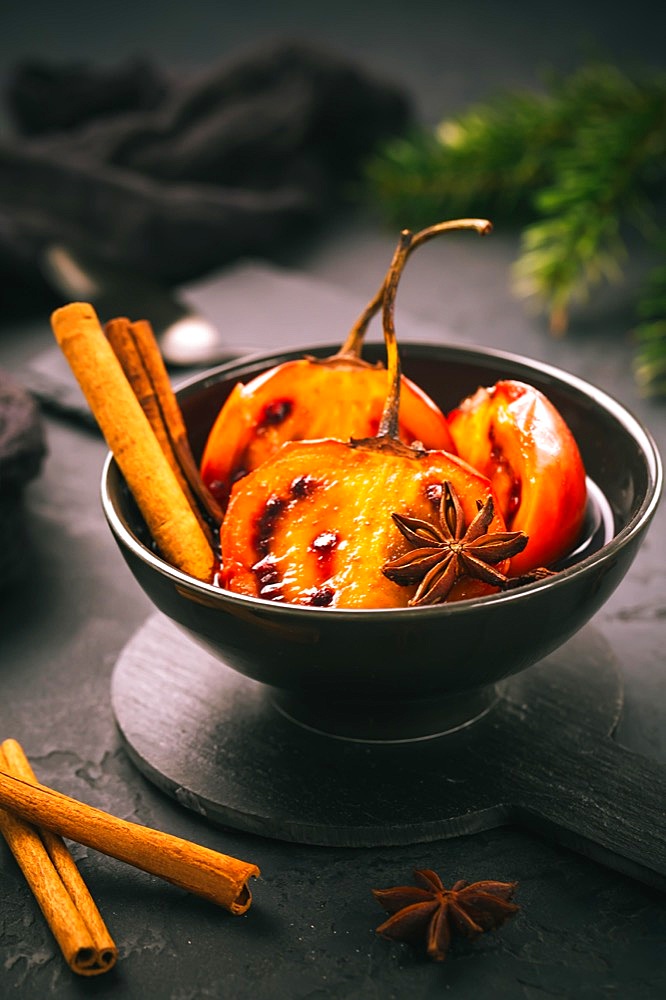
[104,316,215,544]
[0,764,260,913]
[104,316,224,531]
[51,302,215,582]
[0,743,116,975]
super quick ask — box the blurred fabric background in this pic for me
[3,0,664,130]
[2,0,664,295]
[1,0,665,377]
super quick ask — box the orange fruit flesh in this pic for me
[448,380,587,574]
[201,359,455,508]
[220,438,509,609]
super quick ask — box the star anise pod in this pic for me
[382,481,528,606]
[372,868,520,962]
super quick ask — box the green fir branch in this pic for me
[513,77,666,333]
[363,63,666,394]
[364,92,561,225]
[634,257,666,397]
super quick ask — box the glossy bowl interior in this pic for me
[102,342,661,732]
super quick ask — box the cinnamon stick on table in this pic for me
[0,756,260,913]
[50,302,215,582]
[0,741,117,976]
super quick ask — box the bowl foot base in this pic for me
[271,684,497,742]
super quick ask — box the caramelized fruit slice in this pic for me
[448,379,587,575]
[201,358,454,507]
[220,438,509,609]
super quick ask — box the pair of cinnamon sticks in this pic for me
[0,739,260,976]
[50,302,223,582]
[0,739,115,975]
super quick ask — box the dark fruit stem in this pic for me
[377,230,413,440]
[338,218,493,358]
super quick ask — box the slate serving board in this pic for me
[112,612,666,891]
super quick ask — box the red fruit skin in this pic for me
[448,380,587,575]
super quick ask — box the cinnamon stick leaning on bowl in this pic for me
[51,302,215,582]
[104,314,224,540]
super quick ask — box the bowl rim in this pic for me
[100,340,663,621]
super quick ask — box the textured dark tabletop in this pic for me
[1,2,666,997]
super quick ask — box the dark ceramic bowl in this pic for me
[101,343,662,739]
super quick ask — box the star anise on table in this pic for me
[372,868,520,962]
[382,481,528,606]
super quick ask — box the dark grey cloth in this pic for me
[0,366,46,585]
[0,42,411,293]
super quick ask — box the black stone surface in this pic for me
[1,3,666,997]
